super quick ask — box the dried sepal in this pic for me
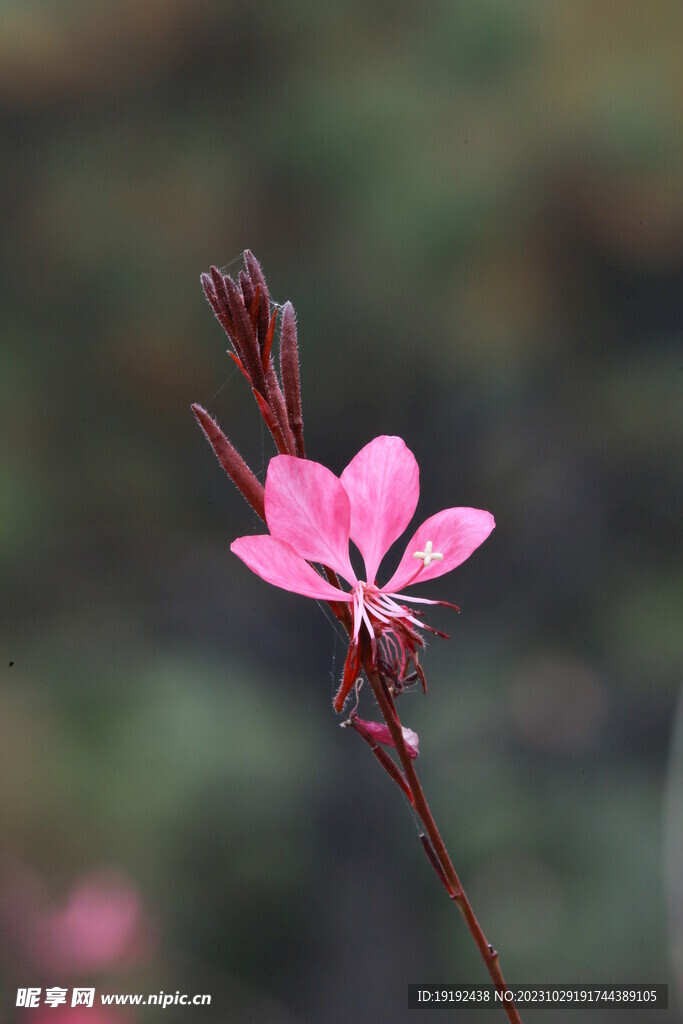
[333,642,362,713]
[349,714,419,759]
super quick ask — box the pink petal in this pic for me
[265,455,357,584]
[401,726,420,758]
[340,435,419,582]
[231,534,352,601]
[383,507,495,593]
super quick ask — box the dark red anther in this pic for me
[422,624,450,640]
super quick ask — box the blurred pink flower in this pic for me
[1,865,150,975]
[32,1008,129,1024]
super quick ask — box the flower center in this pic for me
[349,539,448,649]
[351,581,422,646]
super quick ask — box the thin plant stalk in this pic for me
[357,633,522,1024]
[193,252,523,1024]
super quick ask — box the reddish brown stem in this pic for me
[356,633,522,1024]
[345,716,415,805]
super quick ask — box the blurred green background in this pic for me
[1,2,681,1022]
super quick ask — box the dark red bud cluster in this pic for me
[199,251,305,460]
[193,251,310,521]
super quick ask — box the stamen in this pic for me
[363,596,392,625]
[384,592,442,606]
[360,601,376,641]
[352,589,364,643]
[377,594,425,630]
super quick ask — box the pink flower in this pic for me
[32,871,147,974]
[1,866,149,975]
[32,1009,128,1024]
[231,436,494,707]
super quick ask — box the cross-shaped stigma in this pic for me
[413,540,444,567]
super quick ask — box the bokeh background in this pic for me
[1,2,681,1022]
